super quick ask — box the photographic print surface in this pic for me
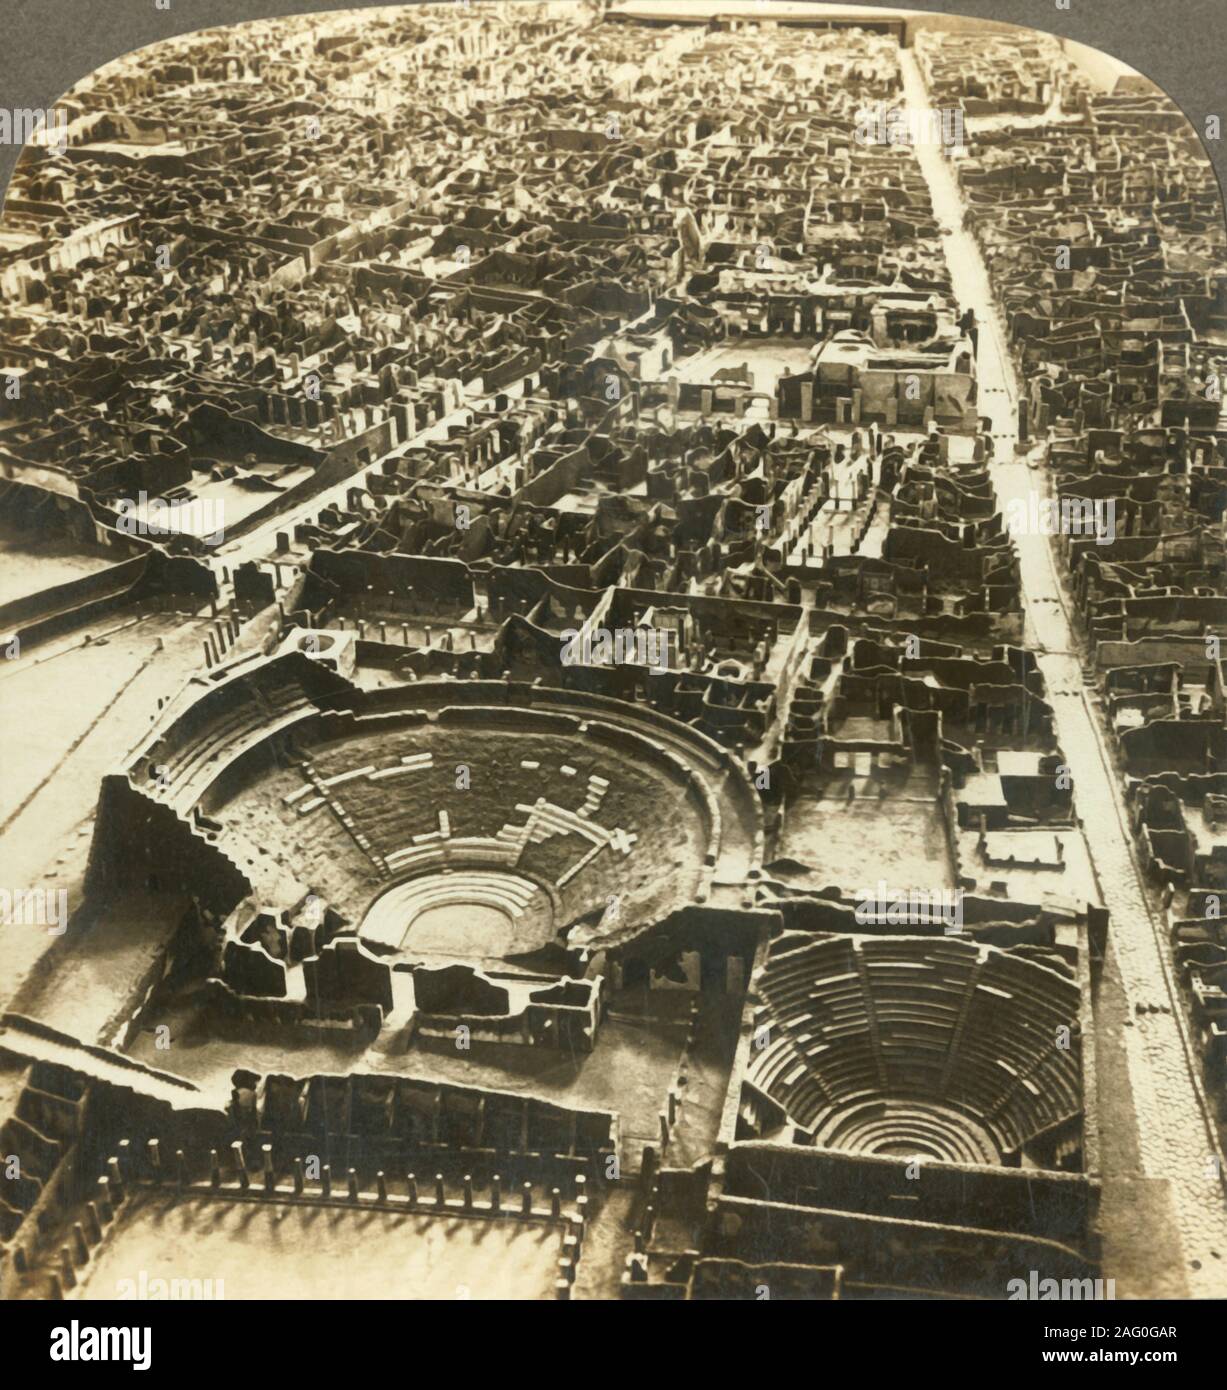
[0,0,1225,1310]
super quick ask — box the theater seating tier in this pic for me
[746,934,1082,1168]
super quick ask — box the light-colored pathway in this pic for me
[902,50,1227,1296]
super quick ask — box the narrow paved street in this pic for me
[901,51,1227,1296]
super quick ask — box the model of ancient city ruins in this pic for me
[1,1,1226,1301]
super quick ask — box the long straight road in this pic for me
[900,50,1227,1297]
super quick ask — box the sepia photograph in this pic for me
[0,0,1223,1351]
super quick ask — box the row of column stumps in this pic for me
[41,1137,592,1297]
[203,1139,594,1231]
[202,611,243,668]
[211,1143,592,1298]
[42,1149,135,1299]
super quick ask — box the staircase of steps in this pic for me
[298,760,389,877]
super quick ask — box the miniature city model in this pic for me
[1,2,1225,1301]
